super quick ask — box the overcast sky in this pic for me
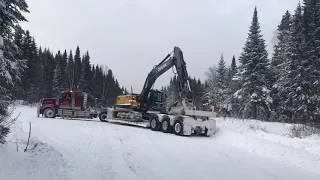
[21,0,299,93]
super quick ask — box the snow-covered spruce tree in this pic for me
[0,0,29,144]
[74,46,82,90]
[271,10,292,122]
[67,50,74,89]
[79,51,92,94]
[61,50,68,87]
[302,0,320,122]
[165,76,179,111]
[228,55,237,82]
[214,54,231,115]
[204,65,218,107]
[271,11,292,78]
[204,54,233,116]
[278,2,320,123]
[41,48,55,97]
[52,51,66,96]
[228,55,242,117]
[235,6,272,120]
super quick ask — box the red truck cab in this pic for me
[37,90,97,118]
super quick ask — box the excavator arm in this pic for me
[137,46,194,112]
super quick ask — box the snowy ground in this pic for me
[1,105,320,180]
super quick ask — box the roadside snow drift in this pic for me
[0,105,319,180]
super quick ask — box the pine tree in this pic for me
[235,6,272,120]
[228,55,237,81]
[271,10,293,121]
[204,54,232,115]
[277,2,319,123]
[42,48,55,97]
[302,0,320,121]
[204,65,218,106]
[61,50,68,87]
[166,76,179,110]
[74,46,81,90]
[10,25,25,99]
[52,51,66,96]
[272,10,292,85]
[79,51,92,94]
[27,36,40,102]
[0,0,29,144]
[20,30,32,100]
[67,50,74,89]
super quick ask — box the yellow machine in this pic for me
[115,94,139,109]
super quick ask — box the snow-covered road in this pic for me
[1,106,319,180]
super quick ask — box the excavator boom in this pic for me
[137,46,194,113]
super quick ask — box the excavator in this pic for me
[98,46,216,136]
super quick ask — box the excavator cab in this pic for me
[146,89,164,112]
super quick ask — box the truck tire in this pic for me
[161,118,172,133]
[99,112,108,122]
[173,119,184,136]
[150,114,160,131]
[44,108,56,118]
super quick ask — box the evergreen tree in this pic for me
[52,51,66,96]
[79,51,92,94]
[271,10,293,121]
[26,36,40,102]
[42,49,55,97]
[10,25,25,99]
[0,0,29,144]
[228,55,237,81]
[20,30,32,100]
[74,46,81,90]
[235,7,272,120]
[204,54,232,115]
[61,49,68,86]
[166,76,179,110]
[67,50,74,89]
[204,65,218,106]
[272,11,292,70]
[302,0,320,121]
[277,2,319,123]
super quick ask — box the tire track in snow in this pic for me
[30,120,116,180]
[112,133,165,180]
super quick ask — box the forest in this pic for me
[9,30,125,107]
[165,2,320,126]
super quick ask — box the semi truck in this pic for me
[37,90,98,119]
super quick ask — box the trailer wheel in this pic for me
[99,112,108,122]
[173,120,184,136]
[150,114,160,131]
[44,108,56,118]
[161,118,172,133]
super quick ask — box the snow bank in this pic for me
[214,117,320,175]
[0,106,70,180]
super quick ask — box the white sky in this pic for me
[21,0,299,93]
